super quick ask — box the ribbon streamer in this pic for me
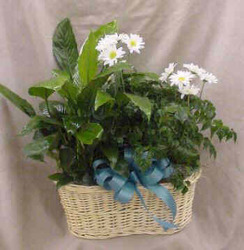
[92,148,177,230]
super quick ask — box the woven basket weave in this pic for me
[58,169,201,239]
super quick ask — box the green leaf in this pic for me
[96,62,132,78]
[20,116,61,136]
[39,101,66,117]
[78,31,98,86]
[23,136,54,157]
[0,83,36,117]
[125,93,152,120]
[59,147,75,170]
[76,78,106,115]
[201,121,211,131]
[174,107,189,123]
[62,116,83,134]
[124,72,159,80]
[52,18,79,75]
[49,173,73,188]
[93,20,118,38]
[76,123,103,145]
[28,154,45,162]
[48,173,63,181]
[57,80,79,101]
[28,74,69,99]
[102,144,118,167]
[182,185,189,194]
[56,175,73,188]
[129,72,160,84]
[95,90,114,111]
[78,20,118,87]
[164,103,179,114]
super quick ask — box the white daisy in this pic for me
[98,45,125,66]
[118,33,129,43]
[123,34,145,54]
[199,72,218,84]
[184,63,218,84]
[96,33,120,52]
[159,72,168,82]
[169,70,195,88]
[183,63,206,75]
[159,63,177,82]
[178,84,200,99]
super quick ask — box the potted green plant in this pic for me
[0,18,236,239]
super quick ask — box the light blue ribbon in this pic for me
[92,148,177,231]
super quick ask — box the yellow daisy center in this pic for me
[109,51,117,59]
[178,77,185,82]
[130,40,137,47]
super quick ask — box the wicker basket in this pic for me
[58,169,201,239]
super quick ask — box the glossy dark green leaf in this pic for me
[76,123,103,145]
[57,80,79,101]
[0,83,35,117]
[93,20,118,38]
[125,93,152,120]
[78,31,98,86]
[95,90,114,111]
[52,18,79,75]
[96,62,132,78]
[78,20,118,87]
[28,74,69,99]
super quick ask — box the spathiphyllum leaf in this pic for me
[0,83,36,117]
[39,101,66,117]
[95,90,114,111]
[78,20,118,87]
[93,20,118,38]
[125,93,152,121]
[52,18,79,75]
[96,62,132,78]
[28,74,69,99]
[23,135,54,158]
[76,123,103,145]
[78,31,98,87]
[20,116,61,136]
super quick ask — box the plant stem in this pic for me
[44,92,51,117]
[199,81,206,99]
[187,95,190,107]
[120,70,125,92]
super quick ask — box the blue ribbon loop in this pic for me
[92,148,177,231]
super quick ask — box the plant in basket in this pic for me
[0,18,237,238]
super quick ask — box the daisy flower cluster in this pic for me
[160,63,218,99]
[96,33,145,66]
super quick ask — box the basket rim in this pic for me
[58,168,202,194]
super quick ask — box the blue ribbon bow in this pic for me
[92,148,177,230]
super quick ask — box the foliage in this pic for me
[0,18,237,192]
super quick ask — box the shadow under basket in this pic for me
[57,169,201,239]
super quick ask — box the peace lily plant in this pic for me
[0,19,237,194]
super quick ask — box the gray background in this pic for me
[0,0,243,249]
